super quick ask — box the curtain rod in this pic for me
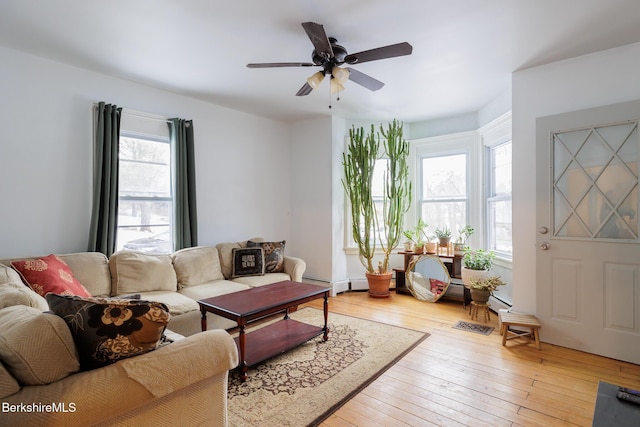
[92,103,174,124]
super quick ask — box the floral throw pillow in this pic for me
[11,254,91,298]
[247,240,285,273]
[429,278,448,296]
[46,294,171,371]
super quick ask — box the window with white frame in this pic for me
[115,114,174,254]
[486,141,512,257]
[420,153,468,235]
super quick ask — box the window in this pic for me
[372,158,389,241]
[420,153,468,234]
[486,141,512,257]
[116,130,174,254]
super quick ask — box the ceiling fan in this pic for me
[247,22,413,96]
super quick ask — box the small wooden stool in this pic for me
[470,301,491,322]
[499,312,541,350]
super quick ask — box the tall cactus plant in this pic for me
[379,119,412,273]
[342,125,379,273]
[342,120,411,274]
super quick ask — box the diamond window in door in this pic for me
[552,121,638,240]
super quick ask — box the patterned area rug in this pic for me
[452,320,495,335]
[227,307,429,426]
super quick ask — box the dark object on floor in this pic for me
[452,320,494,335]
[592,381,640,426]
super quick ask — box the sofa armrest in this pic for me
[2,330,238,427]
[283,256,306,282]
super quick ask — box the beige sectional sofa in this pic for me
[0,239,306,426]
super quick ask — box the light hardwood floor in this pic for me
[303,291,640,427]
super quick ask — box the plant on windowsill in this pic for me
[403,218,428,253]
[342,119,412,298]
[454,225,474,255]
[461,248,496,289]
[434,227,452,247]
[468,276,505,304]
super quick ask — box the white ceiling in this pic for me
[2,0,640,123]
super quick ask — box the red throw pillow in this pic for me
[429,278,447,295]
[11,254,91,298]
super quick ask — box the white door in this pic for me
[536,100,640,365]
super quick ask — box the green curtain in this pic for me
[170,118,198,250]
[88,102,121,256]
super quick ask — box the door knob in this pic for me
[539,242,550,250]
[538,226,549,234]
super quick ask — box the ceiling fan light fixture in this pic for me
[330,78,345,94]
[332,66,350,84]
[307,71,325,89]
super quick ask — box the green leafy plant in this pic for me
[456,225,474,244]
[463,248,496,270]
[403,218,428,246]
[434,227,451,239]
[469,276,505,293]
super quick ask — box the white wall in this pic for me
[289,116,349,289]
[512,41,640,312]
[0,46,292,258]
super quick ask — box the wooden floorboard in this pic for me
[301,290,640,427]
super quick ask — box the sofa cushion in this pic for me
[10,254,91,298]
[0,305,80,385]
[0,263,23,286]
[215,242,242,279]
[46,294,170,371]
[178,280,250,302]
[247,240,286,273]
[130,291,200,316]
[231,247,265,278]
[58,252,112,297]
[216,237,264,279]
[110,251,177,294]
[172,246,224,288]
[0,265,49,311]
[0,361,20,399]
[231,272,291,287]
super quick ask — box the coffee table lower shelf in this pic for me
[236,318,325,368]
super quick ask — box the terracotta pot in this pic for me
[366,271,392,298]
[425,242,437,254]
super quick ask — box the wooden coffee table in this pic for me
[198,280,330,381]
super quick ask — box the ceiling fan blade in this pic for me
[345,67,385,91]
[295,82,313,96]
[247,62,315,68]
[345,42,413,64]
[301,22,333,59]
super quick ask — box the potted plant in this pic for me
[403,218,428,253]
[454,225,474,255]
[468,275,505,304]
[342,120,411,298]
[434,227,452,248]
[425,234,437,254]
[461,248,496,288]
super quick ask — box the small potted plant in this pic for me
[454,225,474,255]
[425,233,437,254]
[461,248,496,288]
[468,276,505,304]
[403,218,428,253]
[434,227,452,247]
